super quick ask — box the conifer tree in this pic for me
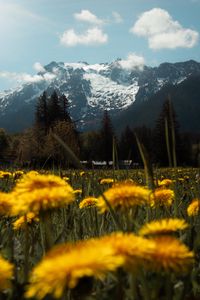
[59,94,71,122]
[35,91,48,133]
[119,126,135,160]
[99,111,115,165]
[48,91,62,127]
[33,90,81,167]
[153,97,181,166]
[0,128,10,159]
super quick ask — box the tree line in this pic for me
[0,91,200,168]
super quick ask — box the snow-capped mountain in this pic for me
[0,59,200,132]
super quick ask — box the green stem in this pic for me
[24,215,29,282]
[40,211,53,253]
[130,273,137,300]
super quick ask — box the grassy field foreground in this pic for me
[0,167,200,300]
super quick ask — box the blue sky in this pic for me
[0,0,200,91]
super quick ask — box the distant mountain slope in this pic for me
[114,75,200,133]
[0,59,200,132]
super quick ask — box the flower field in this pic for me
[0,167,200,299]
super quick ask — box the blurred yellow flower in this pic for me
[0,256,13,291]
[0,171,12,179]
[150,188,174,207]
[99,178,114,184]
[13,212,39,230]
[158,179,172,187]
[73,189,82,195]
[11,172,75,215]
[80,171,85,176]
[27,171,39,176]
[13,170,24,180]
[147,236,194,273]
[139,218,188,236]
[178,178,184,182]
[79,197,98,209]
[187,199,200,216]
[26,239,123,299]
[98,232,155,272]
[0,192,13,216]
[97,182,151,212]
[62,176,70,182]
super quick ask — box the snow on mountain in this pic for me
[83,72,139,110]
[0,59,200,132]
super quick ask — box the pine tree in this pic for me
[59,94,71,122]
[35,91,48,133]
[48,91,62,127]
[33,90,81,167]
[153,97,181,166]
[99,111,115,165]
[119,126,135,160]
[0,128,10,159]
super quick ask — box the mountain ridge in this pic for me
[0,59,200,132]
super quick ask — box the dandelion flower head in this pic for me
[97,182,151,213]
[0,171,12,179]
[99,178,114,185]
[98,232,156,272]
[187,199,200,216]
[146,236,194,273]
[79,197,98,209]
[0,192,13,216]
[0,256,13,291]
[26,239,123,299]
[158,179,172,187]
[11,172,75,215]
[139,218,188,236]
[150,188,174,207]
[13,212,39,230]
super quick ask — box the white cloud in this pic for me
[117,53,145,71]
[130,8,199,49]
[60,27,108,47]
[33,62,46,73]
[112,11,123,24]
[74,10,104,25]
[0,71,55,84]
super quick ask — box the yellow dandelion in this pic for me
[73,189,82,195]
[99,178,114,185]
[187,199,200,216]
[158,179,172,187]
[0,192,13,216]
[139,218,188,236]
[150,188,174,207]
[178,178,185,182]
[0,256,13,291]
[26,239,123,299]
[0,171,12,179]
[13,212,39,230]
[13,170,24,180]
[62,176,70,182]
[98,232,156,272]
[27,170,39,176]
[11,172,75,215]
[97,182,151,213]
[80,171,85,176]
[146,236,194,273]
[79,197,98,209]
